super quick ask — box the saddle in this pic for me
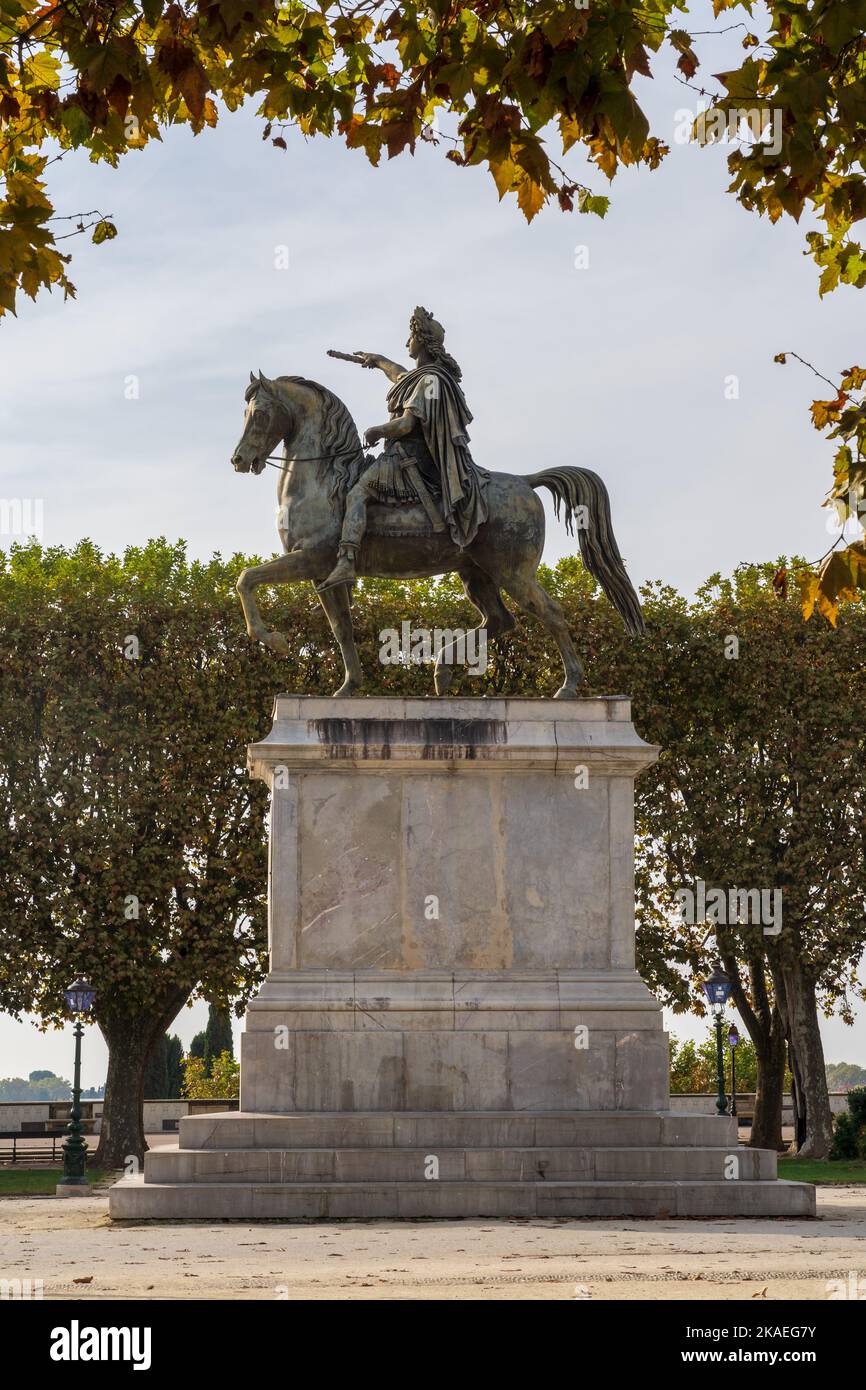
[367,500,444,538]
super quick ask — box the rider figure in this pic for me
[319,307,488,590]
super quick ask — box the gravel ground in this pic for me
[1,1185,864,1300]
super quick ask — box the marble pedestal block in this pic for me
[109,696,814,1220]
[240,695,666,1114]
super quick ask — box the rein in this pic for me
[263,446,372,472]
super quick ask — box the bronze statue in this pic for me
[320,307,487,588]
[231,309,644,698]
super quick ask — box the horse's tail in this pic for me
[527,467,646,636]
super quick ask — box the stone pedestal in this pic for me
[109,696,814,1220]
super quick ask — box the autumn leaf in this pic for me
[1,0,866,312]
[91,219,117,244]
[516,173,545,222]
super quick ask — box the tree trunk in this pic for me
[750,1020,787,1151]
[719,949,786,1150]
[789,1045,808,1151]
[94,1016,149,1170]
[775,958,834,1158]
[94,988,191,1170]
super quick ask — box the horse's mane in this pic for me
[256,375,367,507]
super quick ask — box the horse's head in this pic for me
[232,372,291,474]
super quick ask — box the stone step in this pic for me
[179,1110,738,1152]
[109,1175,815,1221]
[145,1144,776,1185]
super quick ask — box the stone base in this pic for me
[56,1183,92,1198]
[108,695,815,1222]
[108,1110,815,1220]
[240,969,669,1113]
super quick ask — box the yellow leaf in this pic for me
[516,174,545,222]
[490,156,516,201]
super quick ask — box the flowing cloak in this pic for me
[385,364,489,548]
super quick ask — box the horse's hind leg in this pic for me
[497,566,584,698]
[434,563,515,694]
[317,582,363,697]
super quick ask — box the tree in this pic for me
[670,1030,765,1096]
[0,538,275,1166]
[188,1004,234,1076]
[826,1061,866,1091]
[202,1003,234,1073]
[0,1069,71,1100]
[182,1049,239,1100]
[143,1030,185,1098]
[574,562,866,1157]
[771,353,866,624]
[165,1033,184,1098]
[2,540,862,1162]
[143,1033,169,1100]
[2,2,865,316]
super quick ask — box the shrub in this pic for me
[830,1089,866,1160]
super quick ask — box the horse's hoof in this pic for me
[333,676,362,697]
[554,684,580,699]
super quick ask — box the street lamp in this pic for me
[701,963,732,1116]
[57,978,96,1197]
[728,1024,740,1119]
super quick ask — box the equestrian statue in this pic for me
[231,307,645,698]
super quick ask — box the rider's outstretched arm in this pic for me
[356,352,408,384]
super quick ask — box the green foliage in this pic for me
[826,1062,866,1091]
[165,1033,184,1098]
[143,1031,184,1098]
[189,1004,234,1077]
[830,1087,866,1159]
[848,1087,866,1131]
[0,1069,71,1101]
[203,1004,234,1071]
[181,1049,239,1100]
[2,3,863,313]
[670,1030,764,1093]
[0,538,272,1047]
[772,355,866,622]
[711,0,866,295]
[1,538,864,1144]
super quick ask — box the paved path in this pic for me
[2,1186,865,1300]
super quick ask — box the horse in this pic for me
[230,371,645,697]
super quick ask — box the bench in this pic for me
[0,1131,64,1164]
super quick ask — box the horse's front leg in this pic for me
[316,583,363,696]
[236,552,315,656]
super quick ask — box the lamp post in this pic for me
[701,963,732,1116]
[56,978,96,1197]
[728,1024,740,1120]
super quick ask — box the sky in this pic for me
[2,3,864,1086]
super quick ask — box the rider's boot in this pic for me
[319,542,359,591]
[319,481,370,591]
